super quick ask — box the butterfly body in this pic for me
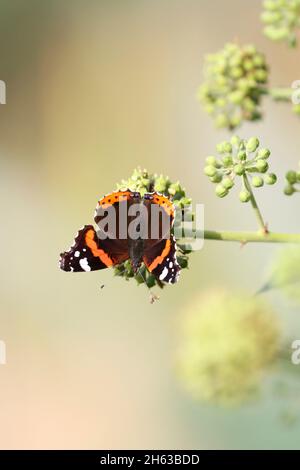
[128,237,145,273]
[59,190,180,284]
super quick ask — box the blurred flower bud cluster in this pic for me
[198,43,268,130]
[261,0,300,47]
[284,163,300,195]
[176,290,280,406]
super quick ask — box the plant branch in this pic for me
[242,173,267,232]
[202,230,300,243]
[268,87,292,102]
[178,230,300,246]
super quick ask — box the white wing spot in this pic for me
[79,258,91,272]
[159,267,169,281]
[74,251,80,257]
[169,261,173,268]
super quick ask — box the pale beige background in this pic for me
[0,0,300,449]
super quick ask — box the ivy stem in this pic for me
[242,173,267,233]
[268,87,292,102]
[200,230,300,244]
[178,231,300,250]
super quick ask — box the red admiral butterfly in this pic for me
[59,190,180,284]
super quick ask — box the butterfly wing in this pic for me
[60,190,141,273]
[94,189,142,240]
[59,225,129,272]
[143,234,180,284]
[142,193,180,284]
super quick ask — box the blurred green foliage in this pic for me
[266,247,300,303]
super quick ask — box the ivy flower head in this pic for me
[176,290,280,406]
[204,136,277,203]
[261,0,300,47]
[198,43,268,130]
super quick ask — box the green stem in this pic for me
[242,173,267,232]
[268,87,292,102]
[201,230,300,244]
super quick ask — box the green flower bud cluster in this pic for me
[284,163,300,195]
[176,290,280,406]
[114,168,191,288]
[261,0,300,47]
[204,136,277,202]
[198,43,268,130]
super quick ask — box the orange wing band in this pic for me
[150,193,174,218]
[98,190,133,209]
[85,229,114,267]
[147,239,171,272]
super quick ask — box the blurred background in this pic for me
[0,0,300,449]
